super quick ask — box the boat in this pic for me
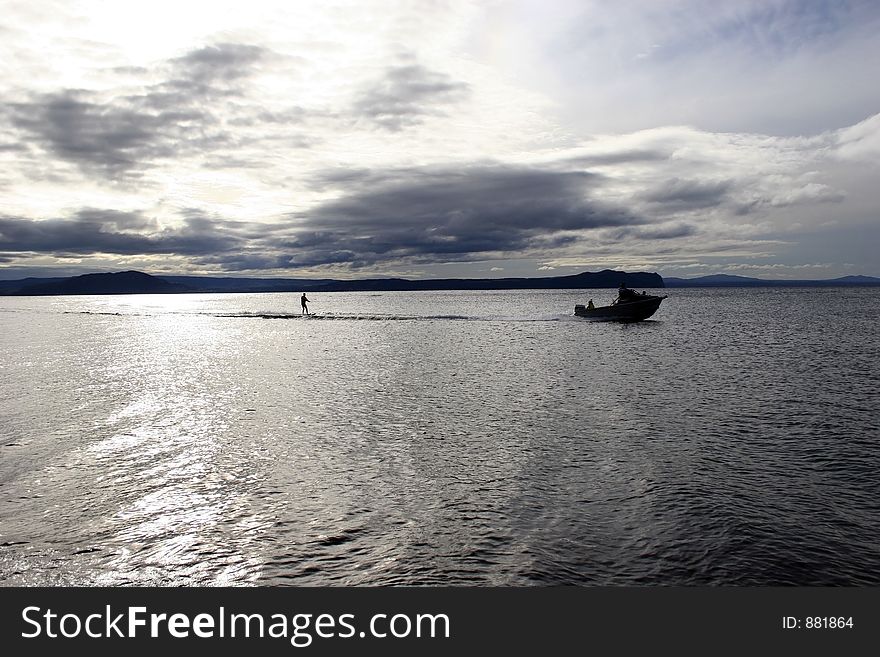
[574,287,667,322]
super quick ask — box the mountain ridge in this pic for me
[663,274,880,287]
[1,269,663,295]
[2,269,879,295]
[2,270,190,295]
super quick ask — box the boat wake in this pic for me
[213,312,574,322]
[62,310,584,322]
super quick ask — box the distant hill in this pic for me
[298,269,664,292]
[4,269,878,295]
[664,274,880,287]
[833,275,880,284]
[0,277,67,294]
[1,269,663,295]
[7,271,192,295]
[160,275,335,293]
[664,274,767,287]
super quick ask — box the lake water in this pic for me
[1,287,878,585]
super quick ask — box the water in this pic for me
[1,288,878,586]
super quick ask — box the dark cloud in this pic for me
[194,249,362,271]
[606,222,697,241]
[143,43,271,112]
[640,178,733,211]
[4,43,305,179]
[565,149,671,167]
[0,164,673,271]
[280,164,646,266]
[171,43,266,83]
[0,210,251,256]
[352,64,470,131]
[9,92,173,175]
[72,209,159,231]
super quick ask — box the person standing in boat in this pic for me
[617,283,638,302]
[301,293,310,315]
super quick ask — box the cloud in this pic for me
[832,112,880,160]
[3,43,303,179]
[1,2,878,279]
[170,43,266,84]
[8,91,172,177]
[606,221,697,240]
[1,109,862,274]
[0,209,251,256]
[640,178,733,211]
[283,164,646,266]
[574,122,854,229]
[520,0,880,136]
[564,149,670,167]
[352,63,470,131]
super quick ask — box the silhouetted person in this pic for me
[617,283,638,302]
[301,293,310,315]
[587,299,595,310]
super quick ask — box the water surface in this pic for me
[1,288,878,585]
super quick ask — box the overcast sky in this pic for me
[1,0,878,280]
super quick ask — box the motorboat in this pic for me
[574,288,667,322]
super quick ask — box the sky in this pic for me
[1,0,878,280]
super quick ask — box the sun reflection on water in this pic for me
[77,311,268,585]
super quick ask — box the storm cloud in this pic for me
[0,209,252,256]
[0,163,654,270]
[278,164,646,266]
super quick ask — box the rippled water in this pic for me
[1,287,878,586]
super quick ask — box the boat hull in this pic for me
[574,295,667,322]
